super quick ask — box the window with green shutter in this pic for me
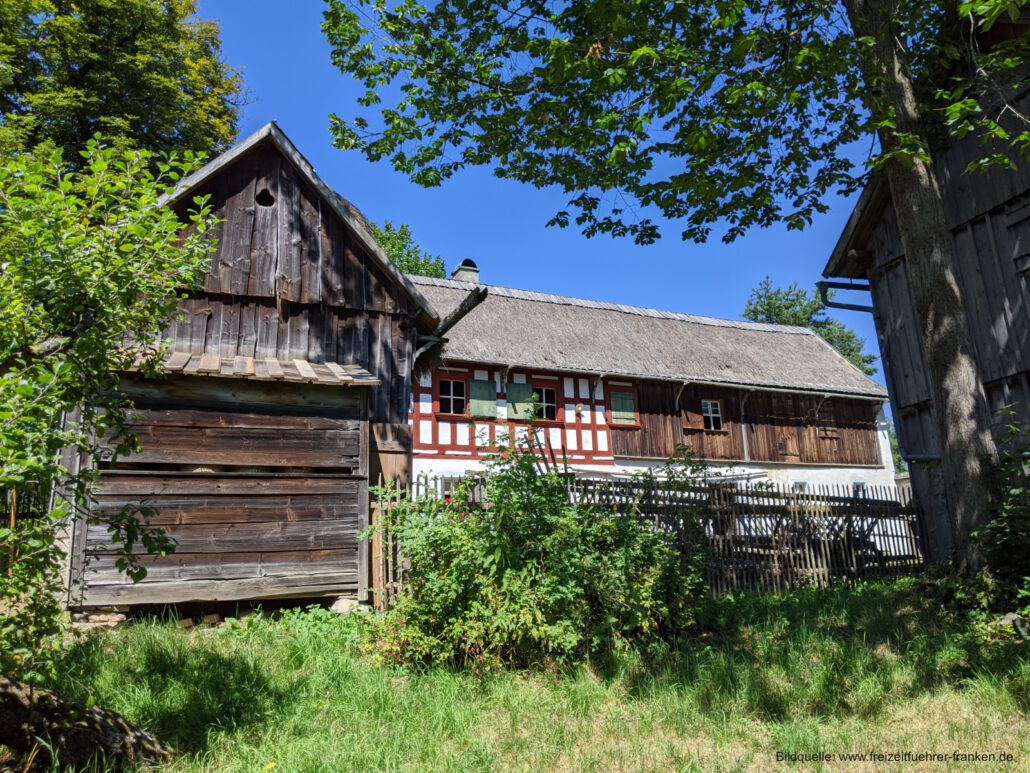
[469,379,497,418]
[506,382,534,420]
[610,390,637,425]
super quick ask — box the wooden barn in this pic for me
[823,85,1030,558]
[65,123,444,608]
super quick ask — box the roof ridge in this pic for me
[406,274,814,335]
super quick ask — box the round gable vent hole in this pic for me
[256,188,276,207]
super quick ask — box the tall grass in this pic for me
[20,578,1030,771]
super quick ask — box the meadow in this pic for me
[20,576,1029,772]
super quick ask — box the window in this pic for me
[610,390,637,426]
[533,386,557,420]
[852,481,867,498]
[792,480,809,494]
[701,399,723,431]
[817,400,839,438]
[506,382,557,421]
[439,378,466,415]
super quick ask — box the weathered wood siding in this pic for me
[74,377,368,606]
[70,134,432,606]
[168,142,418,424]
[610,382,882,465]
[858,88,1030,457]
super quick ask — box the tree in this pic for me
[0,0,243,157]
[888,420,907,474]
[743,276,877,375]
[369,219,448,277]
[322,0,1030,568]
[0,141,215,680]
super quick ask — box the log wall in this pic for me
[73,378,368,606]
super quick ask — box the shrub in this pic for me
[368,445,707,667]
[975,407,1030,607]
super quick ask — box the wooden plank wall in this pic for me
[611,382,882,466]
[861,92,1030,458]
[77,400,368,606]
[168,142,419,424]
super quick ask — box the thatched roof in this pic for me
[409,275,887,400]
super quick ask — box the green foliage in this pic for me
[0,0,243,158]
[323,0,1030,244]
[367,446,707,667]
[975,407,1030,604]
[368,219,447,278]
[742,275,878,375]
[21,577,1027,770]
[888,419,907,473]
[0,139,216,679]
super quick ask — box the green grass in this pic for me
[22,578,1030,771]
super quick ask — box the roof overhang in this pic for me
[129,350,380,386]
[823,175,890,279]
[159,122,442,332]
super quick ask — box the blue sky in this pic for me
[198,0,885,391]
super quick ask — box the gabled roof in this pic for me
[410,275,888,400]
[161,121,441,328]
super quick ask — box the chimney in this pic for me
[451,258,480,283]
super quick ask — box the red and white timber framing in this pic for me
[409,361,617,469]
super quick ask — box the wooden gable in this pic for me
[171,139,418,315]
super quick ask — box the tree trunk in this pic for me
[0,676,174,770]
[844,0,997,570]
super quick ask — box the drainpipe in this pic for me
[414,285,489,361]
[816,280,874,313]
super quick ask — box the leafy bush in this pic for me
[975,407,1030,607]
[0,140,215,679]
[367,446,707,667]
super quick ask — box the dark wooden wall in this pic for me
[610,382,882,466]
[169,141,419,424]
[73,376,368,606]
[71,138,431,606]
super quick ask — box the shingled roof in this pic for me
[409,275,887,399]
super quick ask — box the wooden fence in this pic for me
[374,474,926,603]
[567,478,926,595]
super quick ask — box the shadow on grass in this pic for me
[607,578,1029,721]
[55,630,293,754]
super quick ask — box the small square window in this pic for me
[701,399,723,431]
[532,386,557,420]
[792,480,809,494]
[440,379,466,415]
[852,481,867,498]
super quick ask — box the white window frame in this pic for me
[532,386,558,421]
[701,399,723,431]
[440,378,467,415]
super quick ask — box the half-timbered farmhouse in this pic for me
[66,123,445,607]
[822,86,1030,559]
[408,266,895,490]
